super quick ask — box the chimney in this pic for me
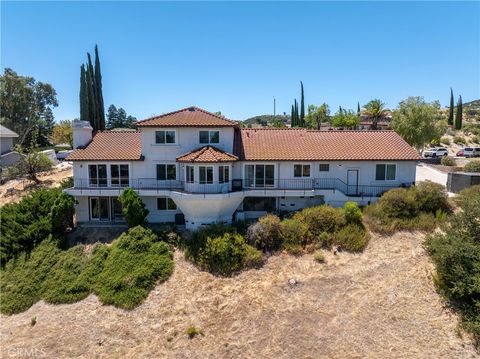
[73,120,93,149]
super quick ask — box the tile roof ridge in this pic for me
[136,106,238,125]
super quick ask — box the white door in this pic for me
[347,169,359,196]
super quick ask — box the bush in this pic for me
[471,135,480,144]
[0,188,62,264]
[464,160,480,173]
[441,156,456,166]
[118,188,149,227]
[197,233,262,275]
[246,214,282,251]
[50,192,76,234]
[377,188,418,219]
[453,135,466,144]
[293,205,345,238]
[313,251,325,263]
[456,185,480,208]
[425,189,480,343]
[186,326,203,339]
[414,181,450,214]
[279,218,312,253]
[95,226,174,309]
[182,224,237,262]
[333,224,369,252]
[440,137,451,145]
[344,201,362,225]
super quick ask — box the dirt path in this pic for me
[0,232,476,358]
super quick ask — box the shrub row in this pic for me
[364,181,450,234]
[0,226,174,314]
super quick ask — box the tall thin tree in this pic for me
[455,95,463,130]
[94,45,105,130]
[79,64,88,121]
[448,88,454,126]
[357,102,361,114]
[291,104,295,127]
[300,81,305,127]
[294,99,299,127]
[86,53,97,129]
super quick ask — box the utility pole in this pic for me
[273,96,276,116]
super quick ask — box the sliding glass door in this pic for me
[88,165,107,187]
[245,164,275,188]
[90,197,110,221]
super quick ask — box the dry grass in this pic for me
[0,232,477,358]
[0,166,72,207]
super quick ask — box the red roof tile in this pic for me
[234,129,421,161]
[136,106,238,127]
[67,132,142,161]
[176,145,238,163]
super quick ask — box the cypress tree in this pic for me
[79,65,88,121]
[357,101,361,114]
[455,95,463,130]
[448,88,454,126]
[94,45,105,130]
[294,100,299,127]
[86,53,97,130]
[300,81,305,127]
[291,104,295,127]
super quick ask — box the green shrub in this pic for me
[41,246,90,304]
[464,160,480,173]
[118,188,149,227]
[95,226,174,309]
[440,137,451,145]
[313,251,325,263]
[377,188,418,219]
[279,218,312,253]
[293,205,345,238]
[333,224,369,252]
[50,192,76,234]
[0,188,62,264]
[0,239,61,315]
[441,156,456,166]
[197,233,261,275]
[425,189,480,343]
[414,181,450,214]
[75,244,110,290]
[453,135,466,144]
[471,135,480,144]
[186,326,203,339]
[456,185,480,208]
[246,214,282,251]
[344,201,363,224]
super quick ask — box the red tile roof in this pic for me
[176,145,238,163]
[67,131,143,161]
[136,106,238,127]
[234,129,421,161]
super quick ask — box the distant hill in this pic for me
[463,99,480,119]
[242,115,290,127]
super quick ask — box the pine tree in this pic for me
[79,64,88,121]
[448,88,454,126]
[300,81,305,127]
[86,53,97,130]
[94,45,105,130]
[455,95,463,130]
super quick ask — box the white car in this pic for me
[424,147,448,158]
[463,147,480,158]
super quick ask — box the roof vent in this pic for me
[188,107,195,111]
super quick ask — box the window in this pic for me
[319,164,330,172]
[219,166,229,183]
[199,130,220,144]
[243,197,276,212]
[157,164,176,180]
[155,130,176,144]
[375,164,396,181]
[199,166,213,184]
[186,165,194,183]
[157,197,177,210]
[88,165,107,187]
[245,164,274,187]
[111,164,129,187]
[294,164,310,177]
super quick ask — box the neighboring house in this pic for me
[358,113,392,130]
[65,106,420,229]
[0,124,21,167]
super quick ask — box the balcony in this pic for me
[70,178,405,197]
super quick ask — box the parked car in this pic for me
[463,147,480,158]
[456,149,464,157]
[56,150,73,161]
[424,147,448,158]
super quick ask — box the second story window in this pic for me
[88,164,107,187]
[186,165,195,183]
[157,164,176,180]
[319,164,330,172]
[155,130,176,144]
[111,164,129,187]
[199,130,219,144]
[199,166,213,184]
[219,165,229,183]
[294,164,310,177]
[376,164,396,181]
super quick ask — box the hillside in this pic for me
[242,114,290,127]
[463,99,480,120]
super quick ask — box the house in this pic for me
[65,106,420,229]
[0,124,21,167]
[358,113,392,130]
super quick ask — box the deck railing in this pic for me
[70,177,406,198]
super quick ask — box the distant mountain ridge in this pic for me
[463,99,480,119]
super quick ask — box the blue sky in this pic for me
[1,1,479,122]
